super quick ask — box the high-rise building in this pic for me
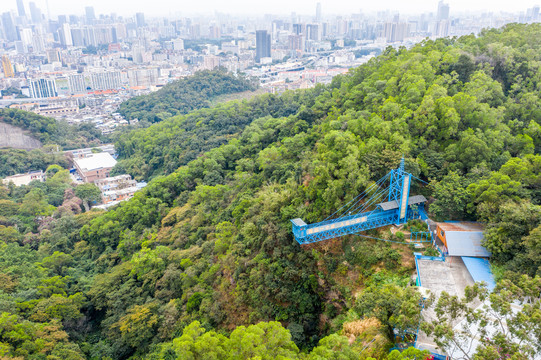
[127,68,159,87]
[383,21,410,42]
[290,12,297,24]
[395,23,410,41]
[94,25,114,45]
[28,2,41,23]
[18,27,33,47]
[68,74,86,93]
[209,25,220,39]
[90,71,122,90]
[306,24,320,41]
[59,22,73,46]
[29,78,58,98]
[316,3,322,22]
[435,20,449,37]
[136,12,145,28]
[84,27,97,46]
[85,6,95,24]
[435,1,450,37]
[70,27,85,47]
[32,30,45,52]
[15,41,26,54]
[288,34,304,53]
[46,49,60,62]
[2,55,15,77]
[437,1,450,21]
[255,30,271,63]
[16,0,26,18]
[113,23,127,40]
[173,38,184,51]
[190,24,201,39]
[527,5,540,21]
[2,12,17,42]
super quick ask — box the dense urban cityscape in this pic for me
[0,0,540,131]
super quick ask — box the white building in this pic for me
[90,71,122,90]
[2,170,45,186]
[68,74,86,93]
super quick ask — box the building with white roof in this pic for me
[73,152,117,183]
[2,170,45,186]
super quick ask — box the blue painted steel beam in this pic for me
[290,158,428,245]
[291,207,427,245]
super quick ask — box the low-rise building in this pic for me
[435,222,490,257]
[65,144,116,159]
[2,170,45,186]
[73,152,117,183]
[102,185,139,204]
[94,174,136,192]
[99,179,146,205]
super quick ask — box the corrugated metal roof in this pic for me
[461,256,496,291]
[437,222,484,232]
[377,194,427,211]
[291,218,307,227]
[446,231,491,257]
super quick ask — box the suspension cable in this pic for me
[324,172,390,221]
[335,173,390,219]
[351,182,390,215]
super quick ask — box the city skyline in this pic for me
[1,0,540,17]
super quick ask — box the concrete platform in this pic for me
[416,256,476,355]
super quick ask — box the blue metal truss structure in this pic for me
[291,158,428,245]
[410,231,431,242]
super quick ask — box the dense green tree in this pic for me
[429,171,470,220]
[226,322,300,360]
[482,200,541,273]
[19,187,54,217]
[0,108,104,149]
[118,68,258,123]
[422,276,541,359]
[115,303,160,349]
[354,285,429,340]
[74,183,102,211]
[306,334,358,360]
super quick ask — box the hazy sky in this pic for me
[1,0,540,17]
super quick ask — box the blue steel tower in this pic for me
[291,158,426,245]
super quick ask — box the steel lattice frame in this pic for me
[291,159,428,245]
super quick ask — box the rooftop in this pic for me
[377,194,427,211]
[73,152,117,172]
[4,170,43,179]
[461,257,496,291]
[446,231,491,257]
[437,221,484,232]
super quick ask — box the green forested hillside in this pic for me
[0,24,540,359]
[0,109,105,178]
[0,108,103,149]
[114,90,321,179]
[117,69,258,124]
